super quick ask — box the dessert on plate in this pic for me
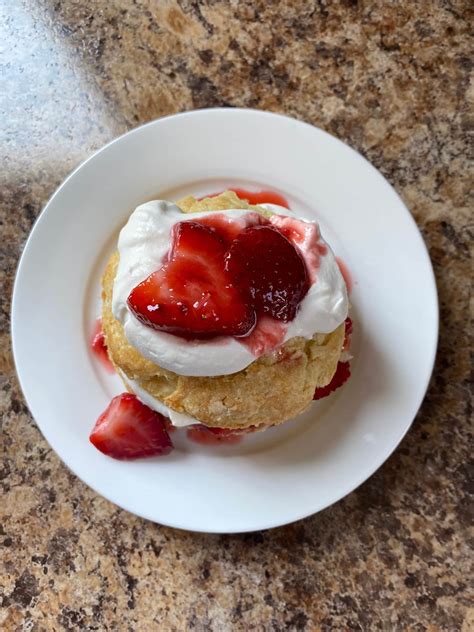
[90,190,352,459]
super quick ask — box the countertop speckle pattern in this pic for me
[1,2,472,630]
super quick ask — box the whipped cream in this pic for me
[112,200,348,377]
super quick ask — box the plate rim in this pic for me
[11,108,439,533]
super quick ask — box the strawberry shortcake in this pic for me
[90,190,352,459]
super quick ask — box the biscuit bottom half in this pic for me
[102,192,345,430]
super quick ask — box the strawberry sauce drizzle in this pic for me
[196,211,265,245]
[239,315,287,356]
[91,318,115,373]
[336,257,353,294]
[269,214,327,285]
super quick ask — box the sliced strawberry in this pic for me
[90,393,173,459]
[127,221,256,339]
[196,211,265,245]
[225,225,309,321]
[313,361,351,400]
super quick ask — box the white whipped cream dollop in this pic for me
[112,200,348,377]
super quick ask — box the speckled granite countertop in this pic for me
[1,1,472,630]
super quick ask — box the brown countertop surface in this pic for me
[1,2,472,630]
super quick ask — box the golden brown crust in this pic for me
[178,190,264,214]
[102,192,345,429]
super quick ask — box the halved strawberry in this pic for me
[313,361,351,400]
[90,393,173,459]
[225,225,309,321]
[127,221,256,339]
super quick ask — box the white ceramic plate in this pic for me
[12,109,438,533]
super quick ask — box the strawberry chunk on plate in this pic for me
[90,393,173,460]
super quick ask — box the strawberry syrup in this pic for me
[196,211,264,244]
[336,257,353,295]
[239,315,287,356]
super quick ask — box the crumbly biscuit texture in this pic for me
[102,192,345,429]
[177,190,265,214]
